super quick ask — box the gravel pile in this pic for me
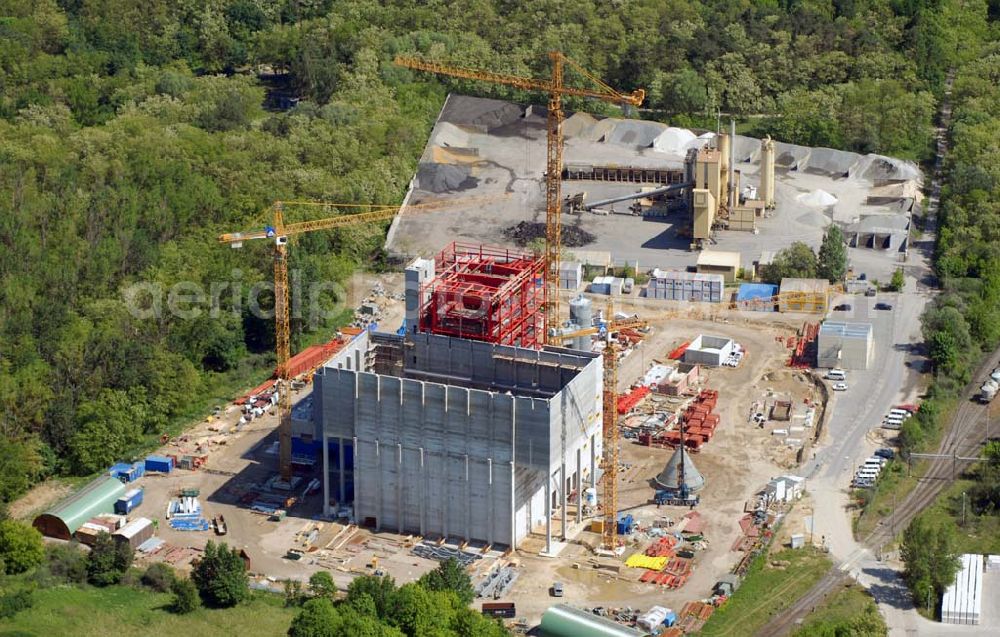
[503,221,596,247]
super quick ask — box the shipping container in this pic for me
[114,488,144,515]
[481,602,516,618]
[145,455,174,473]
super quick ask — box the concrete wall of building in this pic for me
[311,333,601,549]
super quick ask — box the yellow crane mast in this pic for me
[602,299,621,551]
[219,197,491,481]
[394,53,644,341]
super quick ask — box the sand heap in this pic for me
[798,189,838,207]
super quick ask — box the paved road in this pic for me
[757,71,963,637]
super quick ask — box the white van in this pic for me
[884,416,904,428]
[888,409,912,420]
[826,369,847,381]
[856,468,879,480]
[864,457,887,467]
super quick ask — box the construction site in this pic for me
[29,53,924,637]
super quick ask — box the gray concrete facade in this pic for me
[309,331,602,550]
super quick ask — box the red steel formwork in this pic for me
[419,242,546,347]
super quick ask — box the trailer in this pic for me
[655,488,700,507]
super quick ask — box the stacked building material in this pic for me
[642,390,720,451]
[617,386,651,414]
[645,536,678,558]
[167,495,210,531]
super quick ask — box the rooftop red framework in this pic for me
[418,242,546,348]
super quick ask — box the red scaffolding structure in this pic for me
[418,242,546,347]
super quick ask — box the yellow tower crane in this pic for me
[394,53,644,341]
[219,197,493,481]
[601,298,623,551]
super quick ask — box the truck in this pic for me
[981,379,998,404]
[654,487,700,507]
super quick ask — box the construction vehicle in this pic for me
[394,52,644,341]
[220,197,493,482]
[213,514,228,536]
[654,485,700,507]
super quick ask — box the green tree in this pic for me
[760,242,818,283]
[901,515,960,609]
[285,579,306,607]
[86,531,133,586]
[171,577,200,614]
[0,520,45,574]
[309,571,338,600]
[191,541,249,607]
[141,562,176,592]
[418,558,474,605]
[289,597,340,637]
[817,226,848,282]
[69,388,151,473]
[889,268,905,292]
[346,575,396,616]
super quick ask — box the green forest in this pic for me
[0,0,994,510]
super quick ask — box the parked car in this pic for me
[832,382,848,391]
[874,448,896,460]
[552,582,564,597]
[865,287,877,297]
[833,304,852,311]
[875,302,893,310]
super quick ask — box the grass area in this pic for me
[852,459,919,540]
[698,547,832,637]
[923,478,1000,555]
[791,583,887,636]
[0,585,295,637]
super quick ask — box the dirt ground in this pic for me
[13,278,830,627]
[504,300,829,624]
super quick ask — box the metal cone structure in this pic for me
[655,445,705,493]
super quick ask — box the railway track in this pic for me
[865,347,1000,549]
[757,347,999,636]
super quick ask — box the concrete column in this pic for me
[488,458,494,547]
[397,443,404,534]
[465,454,471,542]
[352,436,358,520]
[338,437,345,504]
[576,446,582,524]
[375,439,382,531]
[419,447,426,537]
[510,460,516,548]
[561,463,568,541]
[442,452,449,541]
[322,427,330,517]
[545,473,552,554]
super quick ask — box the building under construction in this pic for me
[405,242,546,348]
[299,329,603,551]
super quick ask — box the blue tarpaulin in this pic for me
[736,283,778,302]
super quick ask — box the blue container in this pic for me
[114,487,144,515]
[109,462,143,482]
[145,455,174,473]
[616,513,635,536]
